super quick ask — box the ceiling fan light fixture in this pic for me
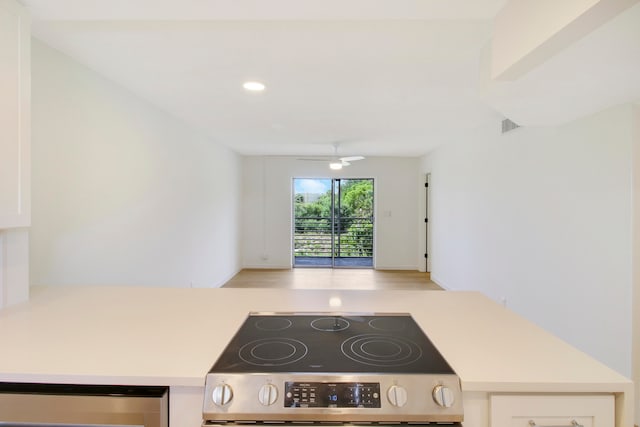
[329,161,343,170]
[243,81,265,92]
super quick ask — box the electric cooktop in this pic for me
[202,312,463,425]
[209,312,454,374]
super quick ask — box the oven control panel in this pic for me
[284,382,380,408]
[203,373,463,424]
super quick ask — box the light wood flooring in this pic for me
[222,269,442,290]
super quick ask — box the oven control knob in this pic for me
[387,385,408,407]
[212,384,233,406]
[258,384,278,406]
[432,385,455,408]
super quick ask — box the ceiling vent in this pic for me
[501,118,520,134]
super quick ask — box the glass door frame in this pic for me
[292,177,374,269]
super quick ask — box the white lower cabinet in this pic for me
[490,394,614,427]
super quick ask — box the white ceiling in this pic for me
[24,0,640,158]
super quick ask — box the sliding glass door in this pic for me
[293,178,374,268]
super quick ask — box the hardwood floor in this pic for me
[222,269,442,290]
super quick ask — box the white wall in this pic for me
[30,39,242,288]
[421,104,634,377]
[242,156,420,270]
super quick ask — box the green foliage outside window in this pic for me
[294,180,373,257]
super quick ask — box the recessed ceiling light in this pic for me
[243,81,265,92]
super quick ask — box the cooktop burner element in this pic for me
[238,338,308,367]
[203,312,463,426]
[310,316,350,331]
[341,334,422,367]
[368,316,408,331]
[255,317,293,331]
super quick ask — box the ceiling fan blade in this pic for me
[341,161,351,166]
[340,156,365,162]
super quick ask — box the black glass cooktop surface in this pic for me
[209,313,454,374]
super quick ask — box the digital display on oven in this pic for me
[284,382,381,408]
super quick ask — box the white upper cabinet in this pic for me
[0,0,30,229]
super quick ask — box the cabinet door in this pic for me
[0,0,30,228]
[490,394,614,427]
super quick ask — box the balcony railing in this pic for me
[293,216,373,258]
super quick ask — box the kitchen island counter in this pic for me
[0,286,632,427]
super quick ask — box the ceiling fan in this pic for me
[298,142,365,170]
[329,155,365,170]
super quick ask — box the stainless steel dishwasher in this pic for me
[0,383,168,427]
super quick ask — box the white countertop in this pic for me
[0,286,630,395]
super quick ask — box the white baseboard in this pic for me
[241,264,292,270]
[430,274,455,291]
[209,268,243,288]
[374,265,419,271]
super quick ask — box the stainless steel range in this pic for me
[202,312,463,426]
